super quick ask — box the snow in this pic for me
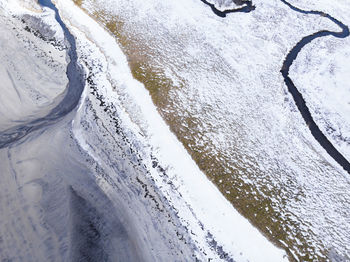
[206,0,243,11]
[63,0,350,260]
[289,0,350,161]
[0,2,70,261]
[54,0,289,260]
[1,0,349,260]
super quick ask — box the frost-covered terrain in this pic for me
[1,0,350,260]
[289,0,350,163]
[68,0,350,260]
[0,0,288,261]
[202,0,249,12]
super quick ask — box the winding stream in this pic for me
[0,0,84,148]
[201,0,350,174]
[279,0,350,174]
[1,0,348,259]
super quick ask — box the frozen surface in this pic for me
[289,0,350,162]
[56,0,288,260]
[0,2,192,261]
[0,0,287,261]
[70,0,350,260]
[0,2,67,132]
[1,0,350,260]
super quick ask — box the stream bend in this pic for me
[200,0,350,174]
[0,0,84,148]
[280,0,350,174]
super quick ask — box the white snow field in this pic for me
[62,0,350,260]
[0,0,349,261]
[56,0,288,260]
[0,0,287,261]
[289,0,350,162]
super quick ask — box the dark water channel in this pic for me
[0,0,84,148]
[200,0,350,174]
[279,0,350,174]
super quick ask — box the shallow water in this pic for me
[0,2,198,261]
[0,0,84,149]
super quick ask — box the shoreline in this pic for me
[2,0,350,260]
[55,0,289,260]
[62,0,350,260]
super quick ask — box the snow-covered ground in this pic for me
[0,2,205,261]
[1,0,350,260]
[56,0,288,260]
[67,0,350,260]
[205,0,245,11]
[0,0,287,261]
[289,0,350,162]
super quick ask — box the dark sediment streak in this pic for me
[280,0,350,174]
[0,0,84,148]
